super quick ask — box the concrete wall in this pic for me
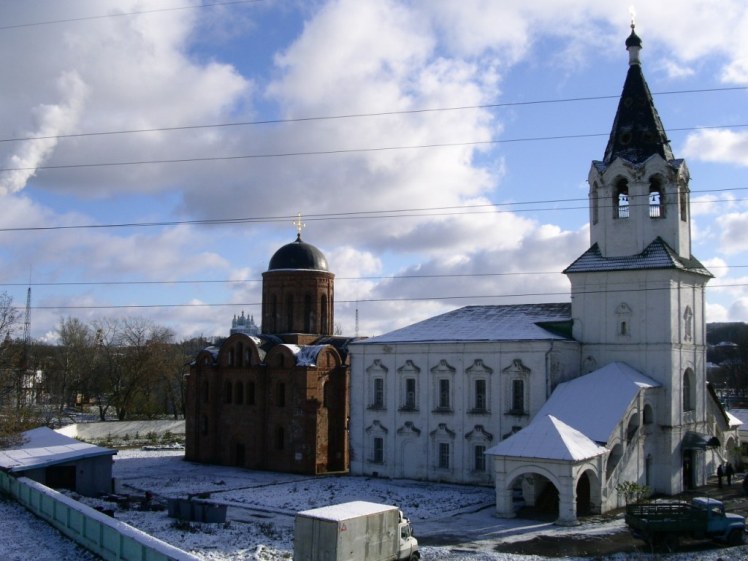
[0,472,199,561]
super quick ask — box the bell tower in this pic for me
[564,25,713,494]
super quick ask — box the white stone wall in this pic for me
[349,340,580,484]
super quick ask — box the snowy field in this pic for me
[4,448,748,560]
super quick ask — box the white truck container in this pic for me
[294,501,419,561]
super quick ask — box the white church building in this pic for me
[348,26,739,524]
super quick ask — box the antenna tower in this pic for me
[22,287,31,368]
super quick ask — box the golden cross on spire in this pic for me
[292,211,306,237]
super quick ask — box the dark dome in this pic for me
[268,234,329,271]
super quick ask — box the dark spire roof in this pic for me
[602,26,674,165]
[267,234,329,271]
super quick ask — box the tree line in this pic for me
[0,292,210,445]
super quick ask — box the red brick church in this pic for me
[185,231,351,474]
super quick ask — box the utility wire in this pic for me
[0,1,265,31]
[3,123,747,174]
[1,86,746,144]
[0,187,743,233]
[0,263,745,290]
[23,281,748,311]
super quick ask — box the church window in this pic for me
[683,369,695,412]
[614,179,629,219]
[286,294,294,332]
[271,295,278,332]
[438,442,450,469]
[246,381,255,405]
[372,437,384,464]
[304,293,312,332]
[474,445,486,472]
[438,379,451,410]
[511,379,525,414]
[616,303,632,338]
[228,348,234,367]
[371,377,385,409]
[321,295,328,333]
[403,378,417,410]
[276,382,286,408]
[235,382,244,405]
[643,404,654,425]
[473,379,487,412]
[649,177,665,218]
[236,343,243,367]
[224,381,232,404]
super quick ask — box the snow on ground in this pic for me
[4,448,748,560]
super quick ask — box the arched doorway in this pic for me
[510,473,559,520]
[576,472,591,516]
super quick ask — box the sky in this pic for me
[1,0,748,343]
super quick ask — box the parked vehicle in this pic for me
[294,501,419,561]
[625,497,745,550]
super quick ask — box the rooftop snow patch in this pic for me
[297,501,396,521]
[537,362,659,444]
[0,427,116,473]
[357,303,572,344]
[486,415,607,461]
[280,344,327,367]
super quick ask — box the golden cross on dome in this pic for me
[292,212,306,237]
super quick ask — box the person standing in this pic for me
[726,462,734,486]
[717,464,724,488]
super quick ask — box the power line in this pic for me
[3,122,747,174]
[0,187,743,234]
[2,86,746,145]
[22,281,748,311]
[0,263,746,290]
[0,1,265,31]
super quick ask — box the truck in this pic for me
[294,501,420,561]
[625,497,745,550]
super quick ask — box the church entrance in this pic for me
[576,472,591,516]
[683,450,695,490]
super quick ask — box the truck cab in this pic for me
[692,497,745,542]
[397,511,419,561]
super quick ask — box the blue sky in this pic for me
[1,0,748,342]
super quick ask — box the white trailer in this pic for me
[294,501,419,561]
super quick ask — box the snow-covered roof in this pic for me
[279,344,327,367]
[537,362,659,444]
[356,304,572,345]
[727,409,748,429]
[486,415,607,461]
[0,427,116,473]
[564,238,712,277]
[297,501,396,521]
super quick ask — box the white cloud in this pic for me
[717,212,748,254]
[682,130,748,167]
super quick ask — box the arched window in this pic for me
[286,294,294,332]
[321,295,328,333]
[614,179,629,219]
[246,381,255,405]
[643,404,654,425]
[649,177,665,218]
[271,294,278,332]
[224,381,232,404]
[304,293,312,332]
[236,342,244,367]
[683,369,696,411]
[235,382,244,405]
